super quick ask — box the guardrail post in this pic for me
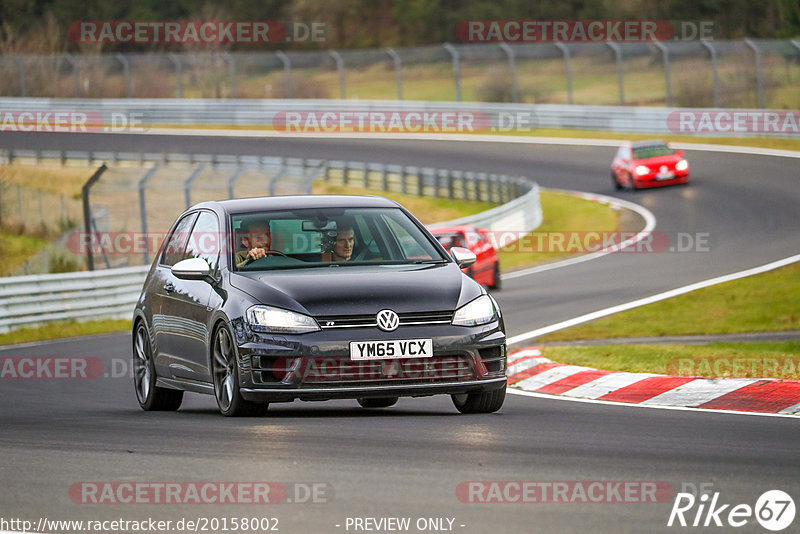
[224,52,238,98]
[269,158,287,196]
[606,42,625,105]
[554,43,573,104]
[116,53,132,97]
[64,53,81,97]
[744,38,765,109]
[138,164,161,265]
[82,164,108,271]
[386,48,403,100]
[13,56,26,96]
[474,173,484,202]
[226,167,245,200]
[448,170,456,199]
[653,42,671,107]
[183,163,206,208]
[363,163,370,188]
[329,50,346,99]
[276,51,293,98]
[499,43,519,103]
[381,163,388,191]
[461,171,468,200]
[417,169,424,197]
[401,166,407,194]
[701,40,720,107]
[443,43,461,101]
[168,54,183,98]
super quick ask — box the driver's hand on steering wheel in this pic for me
[247,247,267,261]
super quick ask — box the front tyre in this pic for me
[133,322,183,411]
[212,324,269,417]
[357,397,399,408]
[451,384,506,414]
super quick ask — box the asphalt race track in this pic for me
[1,132,799,533]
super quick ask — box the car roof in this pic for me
[430,225,475,234]
[631,140,668,149]
[191,194,401,214]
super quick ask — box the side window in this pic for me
[160,213,198,267]
[184,211,220,273]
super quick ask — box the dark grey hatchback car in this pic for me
[132,195,507,416]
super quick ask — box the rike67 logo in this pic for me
[668,489,795,531]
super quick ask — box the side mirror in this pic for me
[171,257,212,282]
[450,247,476,269]
[675,149,684,157]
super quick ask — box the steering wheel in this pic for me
[242,250,288,266]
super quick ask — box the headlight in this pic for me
[635,165,650,176]
[246,305,320,334]
[675,159,689,171]
[452,295,497,326]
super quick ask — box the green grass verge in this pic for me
[497,190,618,270]
[541,342,800,380]
[0,232,49,275]
[0,319,131,346]
[540,262,800,342]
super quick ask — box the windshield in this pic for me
[633,145,673,159]
[230,207,448,271]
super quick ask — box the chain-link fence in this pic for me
[1,40,798,108]
[1,150,529,275]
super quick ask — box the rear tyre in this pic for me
[451,384,506,414]
[628,173,638,191]
[488,262,502,290]
[357,397,399,408]
[612,170,622,190]
[133,322,183,411]
[212,324,269,417]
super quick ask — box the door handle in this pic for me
[164,282,175,293]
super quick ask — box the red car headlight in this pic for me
[675,159,689,172]
[635,165,650,176]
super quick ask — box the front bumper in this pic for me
[234,321,507,402]
[634,172,689,188]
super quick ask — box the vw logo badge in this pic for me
[376,309,400,332]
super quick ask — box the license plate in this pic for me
[350,339,433,360]
[656,172,674,180]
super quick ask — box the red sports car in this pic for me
[611,140,689,190]
[431,225,501,290]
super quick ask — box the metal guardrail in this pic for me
[0,265,150,332]
[1,97,794,137]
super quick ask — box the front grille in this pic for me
[251,353,476,386]
[315,310,453,330]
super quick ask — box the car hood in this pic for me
[634,154,680,167]
[229,263,482,316]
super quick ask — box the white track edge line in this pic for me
[508,253,800,345]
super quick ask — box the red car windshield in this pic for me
[633,146,673,159]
